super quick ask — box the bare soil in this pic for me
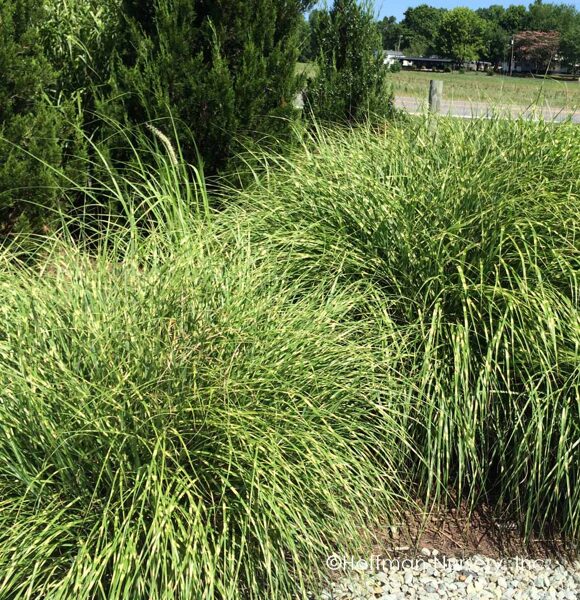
[370,503,578,563]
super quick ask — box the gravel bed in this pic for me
[316,550,580,599]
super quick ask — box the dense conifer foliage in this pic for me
[0,1,65,236]
[102,0,313,173]
[307,0,391,122]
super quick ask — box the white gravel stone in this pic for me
[314,555,580,599]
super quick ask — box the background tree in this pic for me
[560,22,580,74]
[436,7,487,65]
[401,4,446,55]
[0,0,68,237]
[372,3,579,70]
[500,4,527,34]
[481,22,510,67]
[377,15,411,52]
[513,29,561,72]
[476,5,510,67]
[525,0,577,33]
[307,0,391,122]
[476,4,506,26]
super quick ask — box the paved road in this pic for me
[395,95,580,123]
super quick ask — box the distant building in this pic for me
[501,57,571,75]
[465,60,493,72]
[399,56,454,70]
[383,51,453,70]
[384,50,493,72]
[383,50,405,67]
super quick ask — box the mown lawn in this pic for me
[387,69,580,109]
[296,61,319,78]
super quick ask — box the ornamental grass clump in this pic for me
[0,151,409,599]
[1,114,579,598]
[231,115,580,540]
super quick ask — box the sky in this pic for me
[369,1,579,22]
[376,1,512,21]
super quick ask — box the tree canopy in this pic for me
[375,1,580,69]
[436,7,487,64]
[514,29,561,71]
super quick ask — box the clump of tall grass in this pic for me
[230,115,580,540]
[1,113,579,598]
[0,146,410,599]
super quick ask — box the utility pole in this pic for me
[396,34,403,53]
[509,36,515,76]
